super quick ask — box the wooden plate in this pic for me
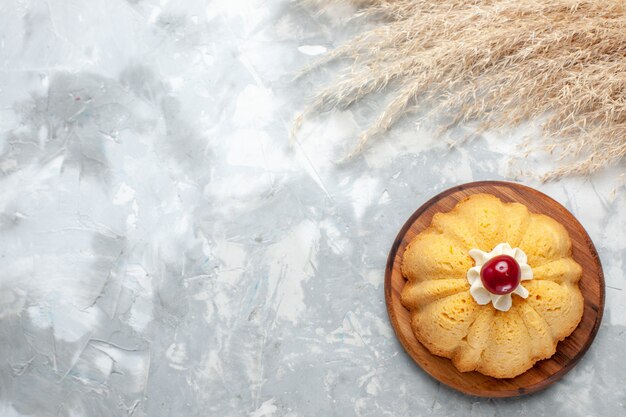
[385,181,604,397]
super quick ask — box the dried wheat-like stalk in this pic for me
[296,0,626,179]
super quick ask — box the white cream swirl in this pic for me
[467,243,533,312]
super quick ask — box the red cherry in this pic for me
[480,254,521,295]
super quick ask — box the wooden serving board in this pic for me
[385,181,604,398]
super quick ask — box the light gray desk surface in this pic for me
[0,1,624,416]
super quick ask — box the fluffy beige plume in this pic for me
[296,0,626,179]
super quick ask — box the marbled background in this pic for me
[0,1,624,416]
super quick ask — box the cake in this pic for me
[401,193,584,379]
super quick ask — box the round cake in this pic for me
[401,193,584,379]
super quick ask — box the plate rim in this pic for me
[384,180,605,398]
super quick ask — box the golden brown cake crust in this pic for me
[401,193,584,379]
